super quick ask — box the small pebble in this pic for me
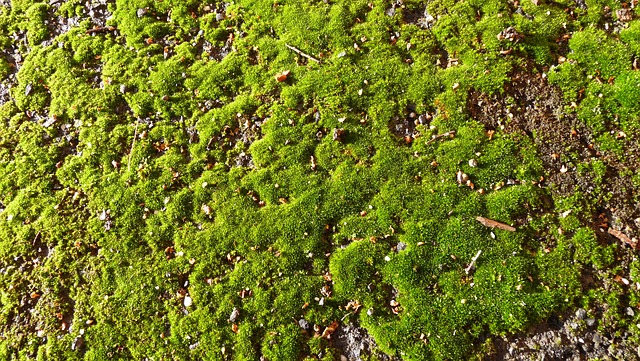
[569,321,578,330]
[136,8,147,18]
[626,307,635,317]
[229,307,239,322]
[298,318,310,331]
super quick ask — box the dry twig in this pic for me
[285,44,322,64]
[476,216,516,232]
[465,250,482,274]
[86,26,116,34]
[426,130,456,145]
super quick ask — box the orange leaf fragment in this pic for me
[275,70,290,82]
[321,321,339,339]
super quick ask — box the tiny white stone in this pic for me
[184,295,193,307]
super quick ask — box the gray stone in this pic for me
[229,307,239,322]
[626,307,635,317]
[298,318,310,331]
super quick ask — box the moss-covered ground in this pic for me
[0,0,639,359]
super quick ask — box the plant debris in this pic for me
[476,216,517,232]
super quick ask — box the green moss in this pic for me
[261,324,304,360]
[1,0,638,359]
[569,28,630,79]
[24,3,50,46]
[330,240,387,301]
[571,227,614,269]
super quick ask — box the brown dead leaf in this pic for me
[346,300,362,312]
[275,70,290,82]
[321,321,339,339]
[608,228,637,249]
[153,141,170,152]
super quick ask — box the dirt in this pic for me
[468,62,640,361]
[467,64,640,241]
[332,323,398,361]
[489,306,640,360]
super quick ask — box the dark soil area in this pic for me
[468,65,640,241]
[469,63,640,361]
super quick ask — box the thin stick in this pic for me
[127,121,139,172]
[476,216,516,232]
[425,130,456,145]
[285,44,322,64]
[465,250,482,274]
[32,231,41,246]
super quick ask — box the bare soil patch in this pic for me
[468,66,640,241]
